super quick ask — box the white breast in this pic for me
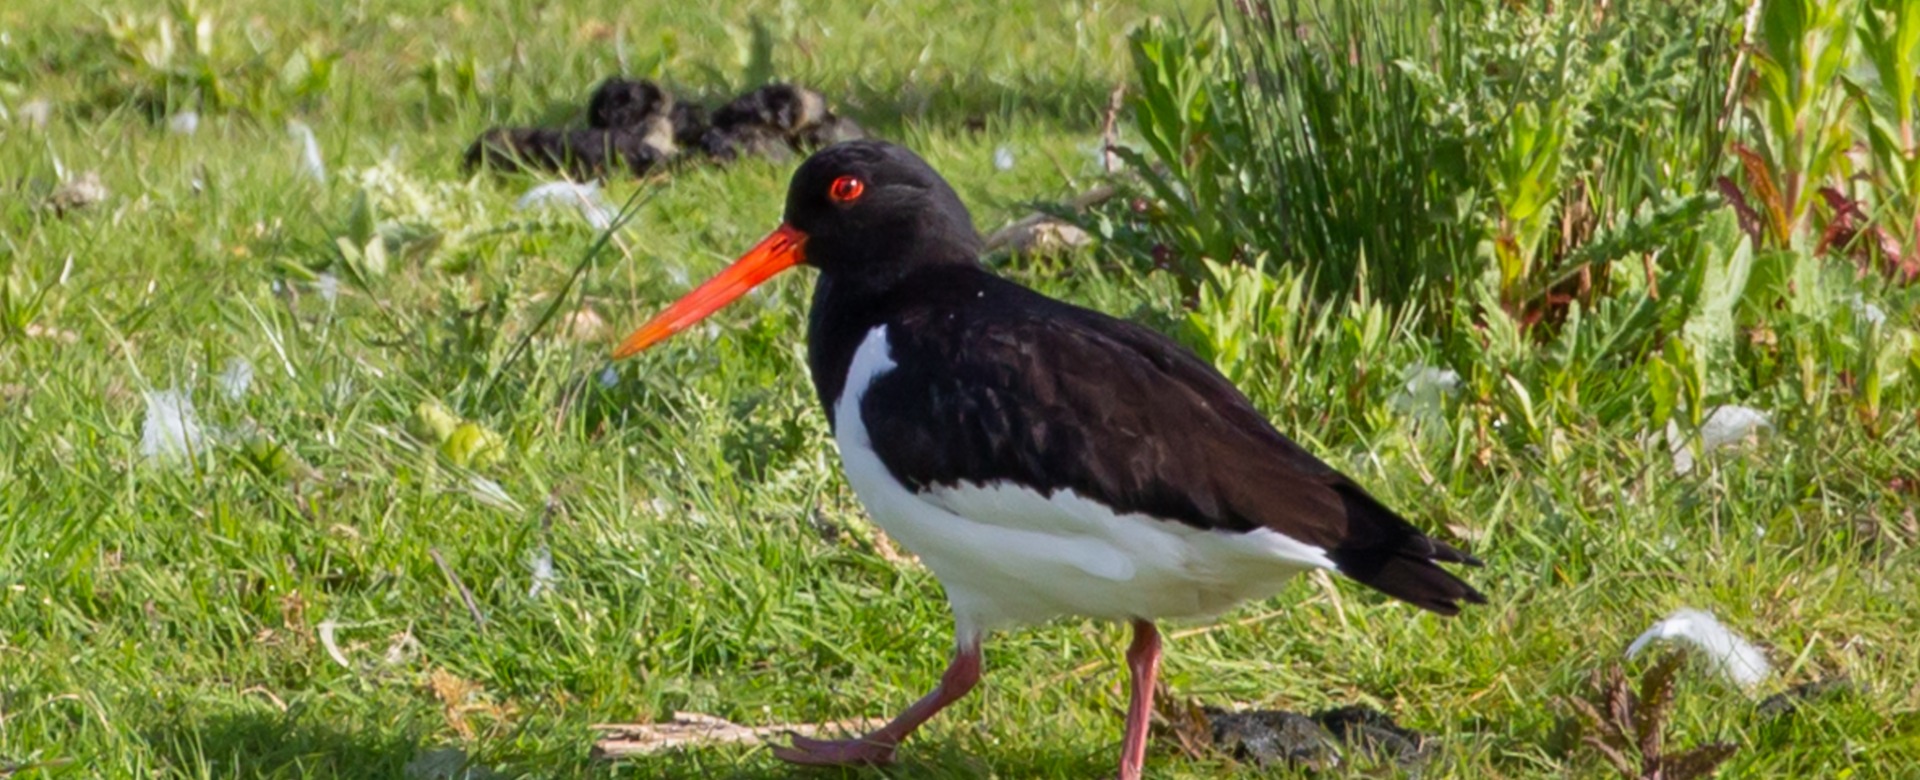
[831,326,1335,637]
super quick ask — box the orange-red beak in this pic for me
[612,224,808,359]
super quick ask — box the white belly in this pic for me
[831,326,1335,635]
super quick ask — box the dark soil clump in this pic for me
[1204,704,1430,771]
[464,78,868,179]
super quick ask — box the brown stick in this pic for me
[590,713,887,759]
[429,547,487,633]
[1100,82,1129,174]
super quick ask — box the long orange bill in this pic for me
[611,224,808,359]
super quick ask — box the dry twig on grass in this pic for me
[590,712,886,759]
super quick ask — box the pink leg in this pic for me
[1117,619,1161,780]
[773,636,983,767]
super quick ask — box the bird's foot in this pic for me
[771,733,899,767]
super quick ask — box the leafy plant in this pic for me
[92,0,338,119]
[1109,0,1733,352]
[1118,4,1472,306]
[418,50,488,122]
[1565,653,1739,780]
[1846,0,1920,280]
[0,261,55,341]
[1726,0,1920,283]
[1736,0,1857,247]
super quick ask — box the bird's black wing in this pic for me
[860,283,1484,615]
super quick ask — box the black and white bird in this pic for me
[613,140,1485,779]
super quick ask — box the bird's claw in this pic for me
[771,734,899,767]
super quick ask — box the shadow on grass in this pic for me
[611,739,1108,780]
[144,708,1102,779]
[146,710,424,780]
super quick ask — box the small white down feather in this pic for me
[1626,607,1772,688]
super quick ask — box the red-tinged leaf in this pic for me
[1582,735,1639,778]
[1566,694,1607,733]
[1153,690,1215,761]
[1636,653,1684,762]
[1715,176,1765,246]
[1654,742,1739,779]
[1732,144,1789,245]
[1602,666,1635,742]
[1818,187,1867,220]
[1895,213,1920,283]
[1814,187,1862,262]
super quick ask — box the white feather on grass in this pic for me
[288,120,326,184]
[517,181,615,230]
[528,544,555,598]
[663,263,690,287]
[466,475,522,513]
[316,619,352,669]
[1697,405,1770,448]
[1390,364,1462,419]
[17,98,52,129]
[1850,293,1887,327]
[993,146,1015,171]
[1666,404,1770,475]
[218,357,254,400]
[140,388,207,463]
[382,627,420,667]
[168,110,199,135]
[1626,607,1772,688]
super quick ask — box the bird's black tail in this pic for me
[1326,485,1487,616]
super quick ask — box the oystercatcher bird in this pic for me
[613,140,1484,778]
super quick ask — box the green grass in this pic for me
[3,1,1919,778]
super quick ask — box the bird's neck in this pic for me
[803,262,997,428]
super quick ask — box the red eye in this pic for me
[829,176,865,204]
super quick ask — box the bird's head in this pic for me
[613,140,979,359]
